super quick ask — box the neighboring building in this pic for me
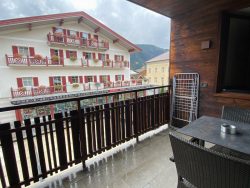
[0,11,142,121]
[130,69,147,85]
[145,52,169,85]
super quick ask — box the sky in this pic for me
[0,0,171,49]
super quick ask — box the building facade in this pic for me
[145,52,169,86]
[0,12,142,122]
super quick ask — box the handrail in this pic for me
[1,85,171,112]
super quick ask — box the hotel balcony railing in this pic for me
[47,33,109,50]
[10,80,144,99]
[0,85,170,188]
[6,55,129,69]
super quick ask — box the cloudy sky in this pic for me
[0,0,170,49]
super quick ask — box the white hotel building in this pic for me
[0,11,143,122]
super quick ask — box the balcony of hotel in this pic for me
[10,80,144,99]
[5,55,129,69]
[47,33,109,51]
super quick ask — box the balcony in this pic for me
[6,55,129,69]
[0,85,171,187]
[10,80,144,99]
[47,33,109,51]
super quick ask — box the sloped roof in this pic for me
[0,11,141,52]
[146,52,169,63]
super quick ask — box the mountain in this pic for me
[130,44,168,71]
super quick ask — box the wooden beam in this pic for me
[78,16,84,24]
[28,23,32,31]
[113,39,119,43]
[94,27,100,33]
[129,49,135,52]
[59,19,64,26]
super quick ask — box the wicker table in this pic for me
[176,116,250,155]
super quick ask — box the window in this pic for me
[161,77,164,84]
[69,30,77,37]
[85,53,91,60]
[154,77,157,83]
[116,75,123,81]
[162,67,164,73]
[18,46,29,56]
[100,75,109,82]
[54,28,63,33]
[115,55,123,62]
[86,76,94,82]
[101,54,106,61]
[53,49,59,56]
[155,68,157,73]
[82,33,88,39]
[22,77,33,87]
[53,76,62,85]
[219,13,250,92]
[71,76,79,83]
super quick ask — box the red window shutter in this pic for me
[84,76,88,83]
[63,29,67,36]
[122,75,124,81]
[59,50,64,65]
[88,33,91,39]
[33,77,39,86]
[17,78,23,88]
[83,52,86,57]
[99,76,103,83]
[62,76,67,92]
[29,47,35,56]
[52,27,56,33]
[49,77,54,93]
[79,76,83,83]
[94,76,97,82]
[106,54,109,60]
[92,53,96,60]
[108,75,110,81]
[68,76,72,84]
[76,32,80,38]
[50,49,55,57]
[115,75,118,81]
[67,30,70,36]
[121,56,124,61]
[80,32,83,38]
[66,50,70,58]
[74,51,77,58]
[98,53,102,60]
[12,46,18,55]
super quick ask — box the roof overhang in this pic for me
[0,11,141,53]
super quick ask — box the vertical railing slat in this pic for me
[91,107,97,154]
[24,119,39,182]
[14,121,30,186]
[34,117,47,178]
[95,106,102,153]
[104,104,111,149]
[64,112,72,165]
[0,123,20,187]
[120,101,125,143]
[54,113,67,170]
[111,103,116,145]
[86,108,93,156]
[125,100,131,140]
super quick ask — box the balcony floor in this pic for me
[35,128,177,188]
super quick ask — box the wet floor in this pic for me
[32,128,177,188]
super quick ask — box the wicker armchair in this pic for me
[169,132,250,188]
[221,106,250,124]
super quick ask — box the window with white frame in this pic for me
[100,75,109,82]
[154,77,157,83]
[116,55,123,61]
[82,33,88,39]
[155,67,158,73]
[85,53,91,60]
[22,77,33,87]
[69,30,77,37]
[117,75,122,81]
[101,54,106,61]
[72,76,79,83]
[86,76,94,82]
[18,46,29,56]
[55,28,63,33]
[53,77,62,85]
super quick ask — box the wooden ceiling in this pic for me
[128,0,249,18]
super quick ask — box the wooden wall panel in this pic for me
[170,0,250,117]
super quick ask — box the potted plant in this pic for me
[72,83,79,88]
[51,55,59,63]
[70,55,77,62]
[18,87,26,92]
[93,58,99,63]
[13,53,22,59]
[34,54,43,60]
[54,85,62,91]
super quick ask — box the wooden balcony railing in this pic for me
[47,33,109,50]
[0,85,170,188]
[6,55,129,69]
[6,55,64,66]
[10,80,144,99]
